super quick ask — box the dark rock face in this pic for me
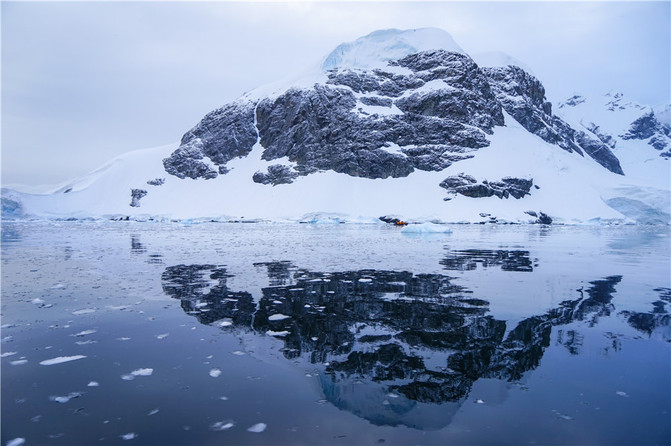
[621,111,671,158]
[163,101,258,179]
[536,212,552,225]
[252,164,300,186]
[440,174,533,199]
[621,111,664,140]
[164,50,505,181]
[483,66,623,175]
[146,178,165,186]
[162,49,626,183]
[130,189,147,207]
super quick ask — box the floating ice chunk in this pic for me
[10,359,28,366]
[1,323,17,329]
[210,420,235,431]
[49,392,81,403]
[32,298,45,305]
[219,396,229,401]
[131,368,153,377]
[73,329,97,337]
[219,320,233,327]
[87,381,99,387]
[40,355,87,366]
[358,278,373,283]
[72,309,96,315]
[231,350,245,356]
[616,391,629,398]
[268,314,290,321]
[116,337,131,341]
[401,223,452,234]
[209,368,222,378]
[266,330,290,337]
[247,423,267,433]
[475,399,485,404]
[121,374,135,381]
[551,409,573,420]
[2,336,13,343]
[75,340,98,345]
[148,409,159,416]
[120,433,137,440]
[6,438,26,446]
[51,283,65,289]
[1,352,17,358]
[107,305,129,311]
[156,333,169,340]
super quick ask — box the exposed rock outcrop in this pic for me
[130,189,147,207]
[440,174,533,199]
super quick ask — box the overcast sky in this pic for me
[2,1,669,189]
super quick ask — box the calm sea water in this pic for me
[2,221,669,445]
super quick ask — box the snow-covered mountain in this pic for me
[3,28,669,224]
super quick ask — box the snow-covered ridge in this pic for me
[322,28,465,71]
[2,28,669,225]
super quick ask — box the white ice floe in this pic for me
[49,392,81,403]
[120,433,137,440]
[209,368,222,378]
[1,352,17,358]
[116,337,131,341]
[616,390,630,397]
[87,381,99,387]
[75,340,98,345]
[40,355,87,366]
[6,438,26,446]
[155,333,169,339]
[131,368,153,376]
[268,314,290,321]
[218,320,233,327]
[401,222,453,233]
[72,309,96,315]
[148,409,159,416]
[266,330,290,337]
[210,421,235,431]
[247,423,267,433]
[231,350,245,356]
[73,329,97,337]
[10,359,28,366]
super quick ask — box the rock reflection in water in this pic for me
[160,262,670,429]
[440,249,535,272]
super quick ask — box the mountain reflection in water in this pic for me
[160,257,670,430]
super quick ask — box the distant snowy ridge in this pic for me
[2,28,669,225]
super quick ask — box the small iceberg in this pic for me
[401,223,453,234]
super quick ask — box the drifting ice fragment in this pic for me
[1,352,17,358]
[401,223,452,234]
[120,433,137,440]
[6,438,26,446]
[156,333,169,340]
[210,421,235,431]
[87,381,99,387]
[148,409,159,416]
[247,423,267,433]
[73,330,97,337]
[49,392,81,403]
[10,359,27,366]
[616,391,630,398]
[209,368,222,378]
[475,399,485,404]
[40,355,87,366]
[72,309,96,315]
[268,314,290,321]
[232,351,245,356]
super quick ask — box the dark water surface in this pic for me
[2,222,669,445]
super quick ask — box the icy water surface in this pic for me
[1,222,670,445]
